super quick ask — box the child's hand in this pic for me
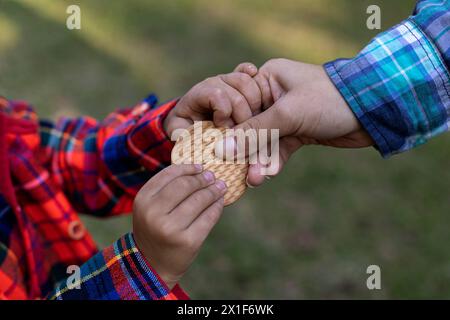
[164,63,261,138]
[132,164,227,289]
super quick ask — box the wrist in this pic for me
[321,67,363,134]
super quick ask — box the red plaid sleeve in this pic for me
[48,233,189,300]
[39,95,177,216]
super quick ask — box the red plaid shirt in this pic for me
[0,95,188,300]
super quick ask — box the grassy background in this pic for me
[2,0,450,299]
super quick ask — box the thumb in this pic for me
[214,95,293,160]
[234,94,292,136]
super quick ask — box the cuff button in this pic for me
[67,221,86,240]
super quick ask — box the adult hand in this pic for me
[234,58,373,186]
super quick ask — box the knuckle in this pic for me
[163,164,178,177]
[159,224,174,240]
[195,173,208,187]
[203,210,217,226]
[211,87,225,100]
[192,187,216,205]
[183,234,199,252]
[190,191,204,204]
[177,177,191,190]
[249,94,262,109]
[190,82,203,93]
[133,191,154,217]
[262,58,276,69]
[234,71,250,83]
[159,220,175,238]
[183,203,196,217]
[232,94,246,107]
[207,185,221,199]
[262,58,285,72]
[203,76,215,84]
[215,104,232,117]
[205,204,223,226]
[185,175,204,190]
[181,163,197,173]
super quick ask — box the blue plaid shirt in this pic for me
[325,0,450,157]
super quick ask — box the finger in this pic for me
[207,86,234,128]
[222,84,253,124]
[154,171,217,213]
[246,163,266,188]
[233,62,258,77]
[178,84,234,128]
[185,197,225,245]
[246,136,303,187]
[215,96,291,160]
[234,95,292,136]
[166,116,194,141]
[220,72,262,114]
[170,180,227,229]
[140,164,203,197]
[246,145,274,188]
[254,72,274,110]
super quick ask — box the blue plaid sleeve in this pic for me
[324,0,450,157]
[47,233,188,300]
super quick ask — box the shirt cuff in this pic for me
[324,19,450,158]
[127,97,177,170]
[129,232,189,300]
[49,233,188,300]
[102,96,178,193]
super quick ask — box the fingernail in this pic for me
[194,164,203,172]
[215,180,227,191]
[214,137,236,160]
[203,170,215,183]
[265,175,271,180]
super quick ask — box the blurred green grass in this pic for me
[2,0,450,299]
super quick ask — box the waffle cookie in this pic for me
[171,121,248,206]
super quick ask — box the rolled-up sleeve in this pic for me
[325,0,450,157]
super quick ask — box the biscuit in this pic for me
[171,121,248,206]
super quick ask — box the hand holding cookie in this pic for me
[163,62,261,138]
[133,164,227,289]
